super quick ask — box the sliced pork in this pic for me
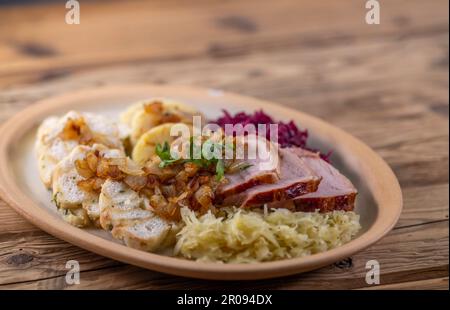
[217,148,321,208]
[269,148,357,212]
[215,137,281,200]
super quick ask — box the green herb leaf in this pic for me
[156,139,237,181]
[155,142,179,168]
[215,159,225,181]
[159,158,178,168]
[155,141,171,160]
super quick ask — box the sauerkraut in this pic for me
[175,207,361,263]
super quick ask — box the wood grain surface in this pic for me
[0,0,448,289]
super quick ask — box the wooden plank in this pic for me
[0,201,37,233]
[0,0,447,83]
[0,32,447,120]
[0,34,447,189]
[0,0,447,290]
[0,33,447,233]
[0,218,447,289]
[359,277,449,290]
[0,230,120,286]
[397,184,449,228]
[0,178,447,281]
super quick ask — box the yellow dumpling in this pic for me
[120,98,203,145]
[132,123,192,165]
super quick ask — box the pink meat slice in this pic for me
[217,148,321,208]
[215,157,280,201]
[269,148,357,212]
[215,135,281,200]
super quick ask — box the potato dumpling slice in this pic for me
[132,122,192,164]
[58,207,91,228]
[51,143,125,228]
[120,98,203,145]
[36,111,124,188]
[99,179,180,252]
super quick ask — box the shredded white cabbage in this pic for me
[174,207,361,263]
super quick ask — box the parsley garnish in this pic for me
[155,139,250,181]
[215,158,225,181]
[155,141,179,168]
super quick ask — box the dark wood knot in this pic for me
[216,15,258,33]
[7,253,34,266]
[334,257,353,269]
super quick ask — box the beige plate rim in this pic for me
[0,84,402,280]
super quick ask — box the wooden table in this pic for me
[0,0,448,290]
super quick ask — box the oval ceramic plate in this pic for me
[0,85,402,280]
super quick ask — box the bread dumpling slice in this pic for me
[36,116,78,188]
[132,122,194,165]
[52,144,125,227]
[113,216,177,252]
[36,111,125,188]
[99,179,179,252]
[58,207,91,228]
[120,98,203,145]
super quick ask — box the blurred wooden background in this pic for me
[0,0,448,289]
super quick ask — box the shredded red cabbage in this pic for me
[212,109,331,162]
